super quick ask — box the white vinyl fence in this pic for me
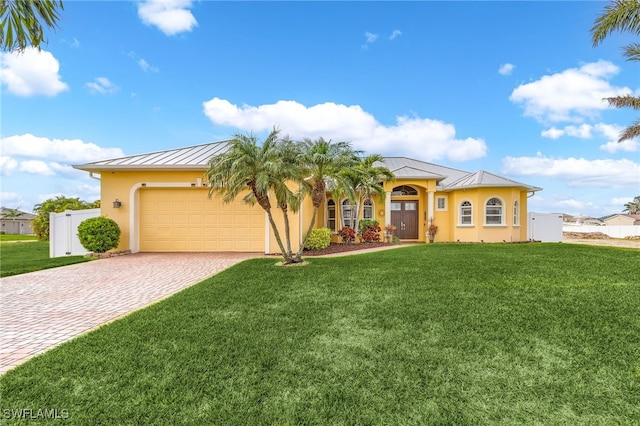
[49,209,100,257]
[562,224,640,239]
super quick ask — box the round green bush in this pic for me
[304,227,332,250]
[77,216,121,253]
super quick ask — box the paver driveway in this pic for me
[0,252,259,374]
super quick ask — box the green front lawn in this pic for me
[1,244,639,424]
[0,241,90,277]
[0,234,37,241]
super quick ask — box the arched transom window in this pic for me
[363,199,374,220]
[459,200,473,225]
[391,185,418,196]
[485,197,503,225]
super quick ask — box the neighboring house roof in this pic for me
[74,141,542,193]
[0,207,35,220]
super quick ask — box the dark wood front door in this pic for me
[391,201,418,239]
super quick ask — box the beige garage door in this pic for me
[140,188,265,252]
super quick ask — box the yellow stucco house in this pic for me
[74,140,542,254]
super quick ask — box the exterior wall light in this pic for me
[113,199,122,208]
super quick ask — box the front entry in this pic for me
[391,201,418,239]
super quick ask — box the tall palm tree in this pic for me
[206,129,302,264]
[337,154,395,240]
[1,0,64,52]
[294,138,360,260]
[623,195,640,214]
[591,0,640,142]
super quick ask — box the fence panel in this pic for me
[49,209,100,257]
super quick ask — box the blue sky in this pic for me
[1,1,638,217]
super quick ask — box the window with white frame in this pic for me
[513,200,519,226]
[436,196,447,211]
[485,197,503,225]
[327,199,336,231]
[363,199,374,220]
[459,201,473,225]
[341,199,353,228]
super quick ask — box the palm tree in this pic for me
[591,0,640,142]
[336,154,395,240]
[1,0,64,52]
[206,129,302,264]
[295,138,360,260]
[623,196,640,214]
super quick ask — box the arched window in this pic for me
[327,199,336,231]
[341,199,353,228]
[363,199,374,220]
[485,197,503,225]
[459,201,473,225]
[391,185,418,196]
[513,200,519,226]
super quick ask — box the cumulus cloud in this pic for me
[540,122,638,153]
[509,60,632,123]
[390,30,402,40]
[600,138,640,153]
[498,63,514,76]
[86,77,119,94]
[1,134,124,164]
[502,153,639,188]
[0,48,68,96]
[0,192,23,207]
[138,0,197,36]
[19,160,55,176]
[202,98,487,162]
[0,156,18,176]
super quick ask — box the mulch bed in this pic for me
[302,242,394,256]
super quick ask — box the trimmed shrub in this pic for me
[304,227,332,250]
[339,226,356,244]
[77,216,121,253]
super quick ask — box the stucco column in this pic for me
[427,191,435,223]
[385,191,391,225]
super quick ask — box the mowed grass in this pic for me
[0,234,37,242]
[1,244,639,424]
[0,241,90,277]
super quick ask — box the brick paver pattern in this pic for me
[0,252,259,374]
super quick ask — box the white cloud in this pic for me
[390,30,402,40]
[86,77,119,95]
[202,98,487,162]
[600,138,640,153]
[0,156,18,176]
[509,60,632,123]
[1,134,124,163]
[138,58,159,73]
[138,0,197,36]
[0,192,24,207]
[0,48,68,96]
[364,32,378,43]
[539,122,638,152]
[502,153,639,188]
[19,160,55,176]
[498,63,514,76]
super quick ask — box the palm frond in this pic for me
[604,95,640,110]
[618,118,640,142]
[622,42,640,61]
[591,0,640,47]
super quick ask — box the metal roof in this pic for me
[444,170,542,192]
[73,141,232,171]
[73,141,541,192]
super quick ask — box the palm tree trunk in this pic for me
[265,208,292,263]
[280,202,294,261]
[296,206,319,261]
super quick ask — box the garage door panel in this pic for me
[140,188,264,252]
